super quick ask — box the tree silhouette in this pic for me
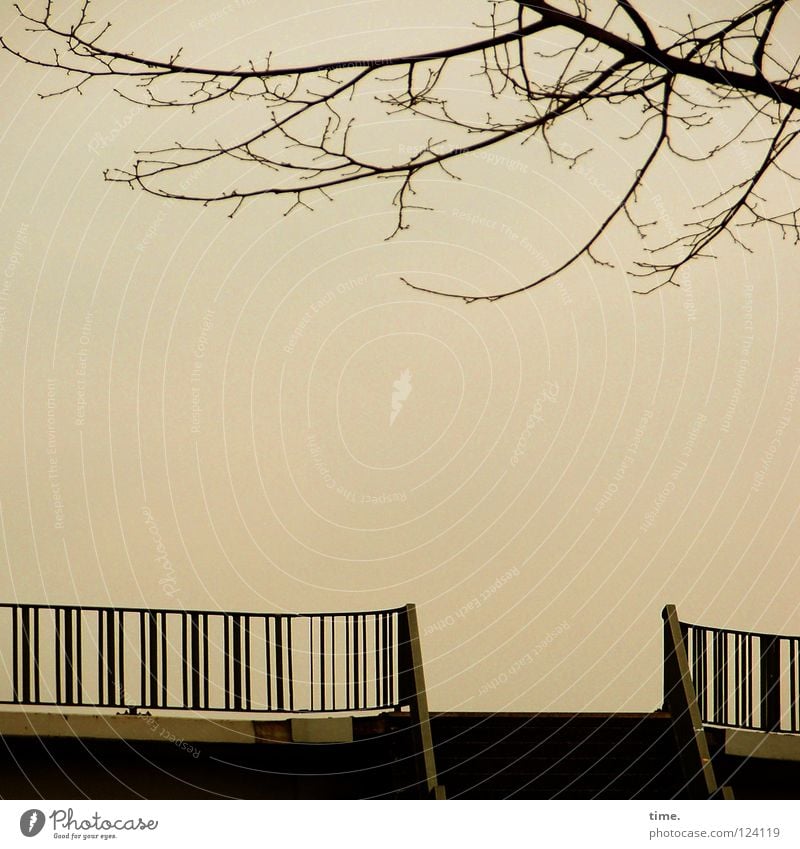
[4,1,800,300]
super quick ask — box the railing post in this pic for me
[398,604,445,799]
[662,605,732,800]
[760,635,781,731]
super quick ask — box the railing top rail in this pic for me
[0,602,407,619]
[678,618,800,643]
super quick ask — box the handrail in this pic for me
[679,618,800,642]
[679,616,800,733]
[0,602,405,714]
[0,602,405,619]
[662,605,733,799]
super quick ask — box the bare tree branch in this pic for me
[4,0,800,300]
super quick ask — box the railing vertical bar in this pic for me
[321,616,326,711]
[701,627,709,723]
[12,605,19,703]
[286,617,294,712]
[378,613,385,706]
[354,614,361,709]
[264,616,272,711]
[759,634,766,730]
[747,633,753,728]
[97,610,105,705]
[20,606,31,704]
[734,634,742,727]
[390,612,396,705]
[688,626,695,716]
[354,614,359,710]
[118,613,125,707]
[351,615,361,708]
[713,629,718,723]
[373,613,379,708]
[331,616,339,710]
[309,617,315,712]
[374,613,381,707]
[64,607,74,705]
[244,615,251,712]
[739,635,746,727]
[714,630,726,725]
[224,614,231,711]
[313,616,318,712]
[159,612,167,708]
[789,640,797,731]
[232,615,242,711]
[747,635,755,728]
[147,611,157,708]
[383,612,388,706]
[33,607,40,703]
[689,626,697,717]
[75,610,84,705]
[696,627,704,720]
[202,613,209,709]
[795,639,800,733]
[741,633,748,727]
[181,612,188,709]
[54,608,61,705]
[391,611,396,705]
[385,612,390,705]
[137,612,145,707]
[190,614,200,708]
[361,614,368,709]
[375,613,381,707]
[345,615,351,710]
[275,616,284,711]
[695,627,706,722]
[107,611,116,707]
[101,610,109,706]
[139,613,146,708]
[760,635,780,731]
[355,614,360,709]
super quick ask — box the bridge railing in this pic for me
[0,603,404,714]
[677,617,800,733]
[0,600,444,798]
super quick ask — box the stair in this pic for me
[430,711,690,799]
[1,710,737,799]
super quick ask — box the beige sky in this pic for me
[1,1,800,714]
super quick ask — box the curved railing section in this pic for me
[679,616,800,734]
[0,602,404,714]
[1,600,445,798]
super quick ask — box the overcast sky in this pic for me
[1,1,800,714]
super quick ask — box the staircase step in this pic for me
[430,712,685,800]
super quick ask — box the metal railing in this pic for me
[0,603,403,714]
[678,617,800,733]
